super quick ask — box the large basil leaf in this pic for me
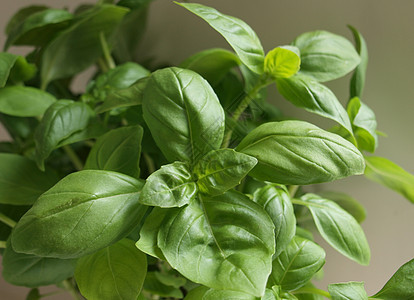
[300,194,370,265]
[253,185,296,257]
[75,239,147,300]
[264,46,301,79]
[349,26,368,98]
[179,48,240,86]
[0,86,56,117]
[178,3,265,74]
[317,191,366,223]
[276,74,352,133]
[292,30,360,82]
[139,162,197,208]
[194,148,257,196]
[328,282,368,300]
[365,156,414,203]
[143,67,225,163]
[269,236,325,291]
[0,153,59,205]
[85,125,143,178]
[158,191,275,297]
[11,170,147,259]
[34,100,93,170]
[236,120,365,185]
[4,9,73,50]
[2,239,76,287]
[373,258,414,299]
[0,52,18,87]
[41,4,129,87]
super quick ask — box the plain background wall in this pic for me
[1,0,414,299]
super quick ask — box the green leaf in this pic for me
[5,5,48,35]
[276,74,353,134]
[177,2,265,74]
[85,125,143,178]
[373,258,414,299]
[7,56,37,84]
[34,100,93,170]
[155,271,186,289]
[236,120,365,185]
[143,67,225,163]
[348,26,368,98]
[158,190,275,297]
[75,239,147,300]
[139,162,197,208]
[0,52,18,87]
[328,281,368,300]
[179,48,240,86]
[0,86,56,117]
[11,170,147,259]
[269,236,325,291]
[194,148,257,196]
[253,185,296,257]
[2,239,76,287]
[143,272,183,298]
[0,153,59,205]
[292,30,360,82]
[5,9,73,50]
[41,4,129,87]
[187,287,258,300]
[265,46,301,79]
[347,97,378,153]
[365,156,414,203]
[300,194,370,265]
[26,288,41,300]
[294,283,324,300]
[317,191,366,223]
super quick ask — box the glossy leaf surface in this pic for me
[158,191,275,297]
[143,67,225,163]
[349,26,368,98]
[194,148,257,196]
[85,125,143,178]
[178,2,265,74]
[0,86,55,117]
[75,239,147,300]
[328,281,368,300]
[318,191,366,223]
[301,194,370,265]
[139,162,197,208]
[265,46,301,78]
[237,120,365,185]
[269,236,325,291]
[12,170,146,259]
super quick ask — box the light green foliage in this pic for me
[317,191,366,223]
[265,46,301,78]
[328,282,368,300]
[349,26,368,98]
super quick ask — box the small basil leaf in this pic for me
[85,125,143,178]
[269,236,325,291]
[236,120,365,185]
[75,239,147,300]
[0,86,56,117]
[178,2,265,74]
[328,281,368,300]
[276,74,353,134]
[365,156,414,203]
[292,30,360,82]
[194,148,257,196]
[301,194,370,265]
[348,26,368,98]
[373,258,414,299]
[0,52,18,87]
[143,272,183,299]
[317,191,366,223]
[158,191,275,297]
[143,67,225,163]
[11,170,147,259]
[139,161,197,208]
[155,271,186,289]
[0,153,59,205]
[5,9,73,50]
[5,6,48,36]
[34,100,93,170]
[179,48,240,86]
[8,56,37,84]
[2,239,76,287]
[265,46,301,79]
[253,185,296,258]
[41,5,129,87]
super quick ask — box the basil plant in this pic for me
[1,1,413,299]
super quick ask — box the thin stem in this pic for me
[291,198,310,207]
[97,58,109,73]
[288,185,299,198]
[99,32,116,70]
[0,212,16,228]
[143,152,156,174]
[63,279,81,300]
[293,286,331,299]
[0,241,6,248]
[63,145,83,171]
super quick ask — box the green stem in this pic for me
[63,145,83,171]
[99,32,116,70]
[63,279,81,300]
[0,241,6,248]
[293,286,331,299]
[143,152,156,174]
[291,198,310,207]
[288,185,299,198]
[0,212,16,228]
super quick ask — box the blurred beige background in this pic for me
[1,0,414,299]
